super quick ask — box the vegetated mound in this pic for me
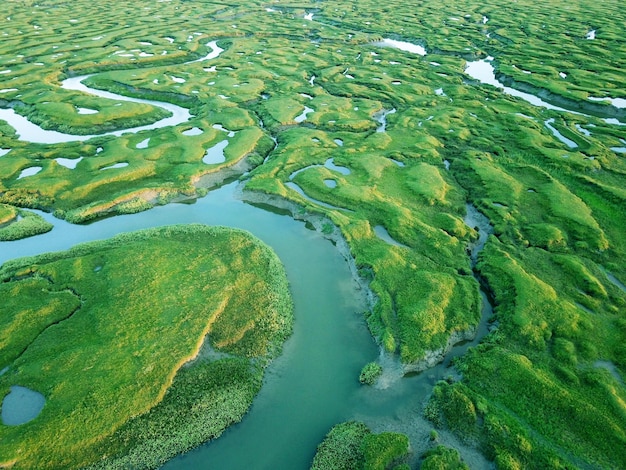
[0,205,53,241]
[311,421,410,470]
[0,224,293,469]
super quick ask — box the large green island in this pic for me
[0,225,292,468]
[0,0,625,468]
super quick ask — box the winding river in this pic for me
[0,37,507,469]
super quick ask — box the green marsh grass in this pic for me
[0,225,292,468]
[311,421,410,470]
[1,0,626,467]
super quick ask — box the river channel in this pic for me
[0,37,505,469]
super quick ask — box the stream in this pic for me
[0,36,503,469]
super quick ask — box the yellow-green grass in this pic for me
[0,203,17,224]
[0,225,293,469]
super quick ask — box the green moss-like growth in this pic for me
[311,421,410,470]
[0,209,53,241]
[0,225,293,469]
[421,445,470,470]
[359,362,383,385]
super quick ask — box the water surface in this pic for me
[1,386,45,426]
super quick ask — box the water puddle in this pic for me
[323,179,337,188]
[77,107,98,115]
[304,13,314,21]
[372,38,427,56]
[374,225,409,248]
[202,140,228,164]
[544,119,577,148]
[182,127,203,136]
[1,386,45,425]
[55,157,83,169]
[334,138,343,146]
[575,124,592,137]
[100,162,128,170]
[594,361,623,384]
[604,270,626,293]
[17,166,43,179]
[136,137,150,149]
[294,106,314,123]
[575,302,595,315]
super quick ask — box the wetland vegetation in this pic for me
[0,225,292,468]
[0,0,625,468]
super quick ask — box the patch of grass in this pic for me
[0,209,53,241]
[310,421,409,470]
[359,362,383,385]
[421,445,470,470]
[0,225,293,469]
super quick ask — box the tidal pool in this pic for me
[182,127,203,136]
[373,38,427,56]
[17,166,43,179]
[464,58,572,113]
[1,386,45,426]
[202,140,228,164]
[55,157,83,169]
[77,107,98,114]
[100,162,128,170]
[294,106,314,123]
[374,225,409,248]
[136,137,150,149]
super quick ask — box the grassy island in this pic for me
[0,225,293,469]
[0,0,625,468]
